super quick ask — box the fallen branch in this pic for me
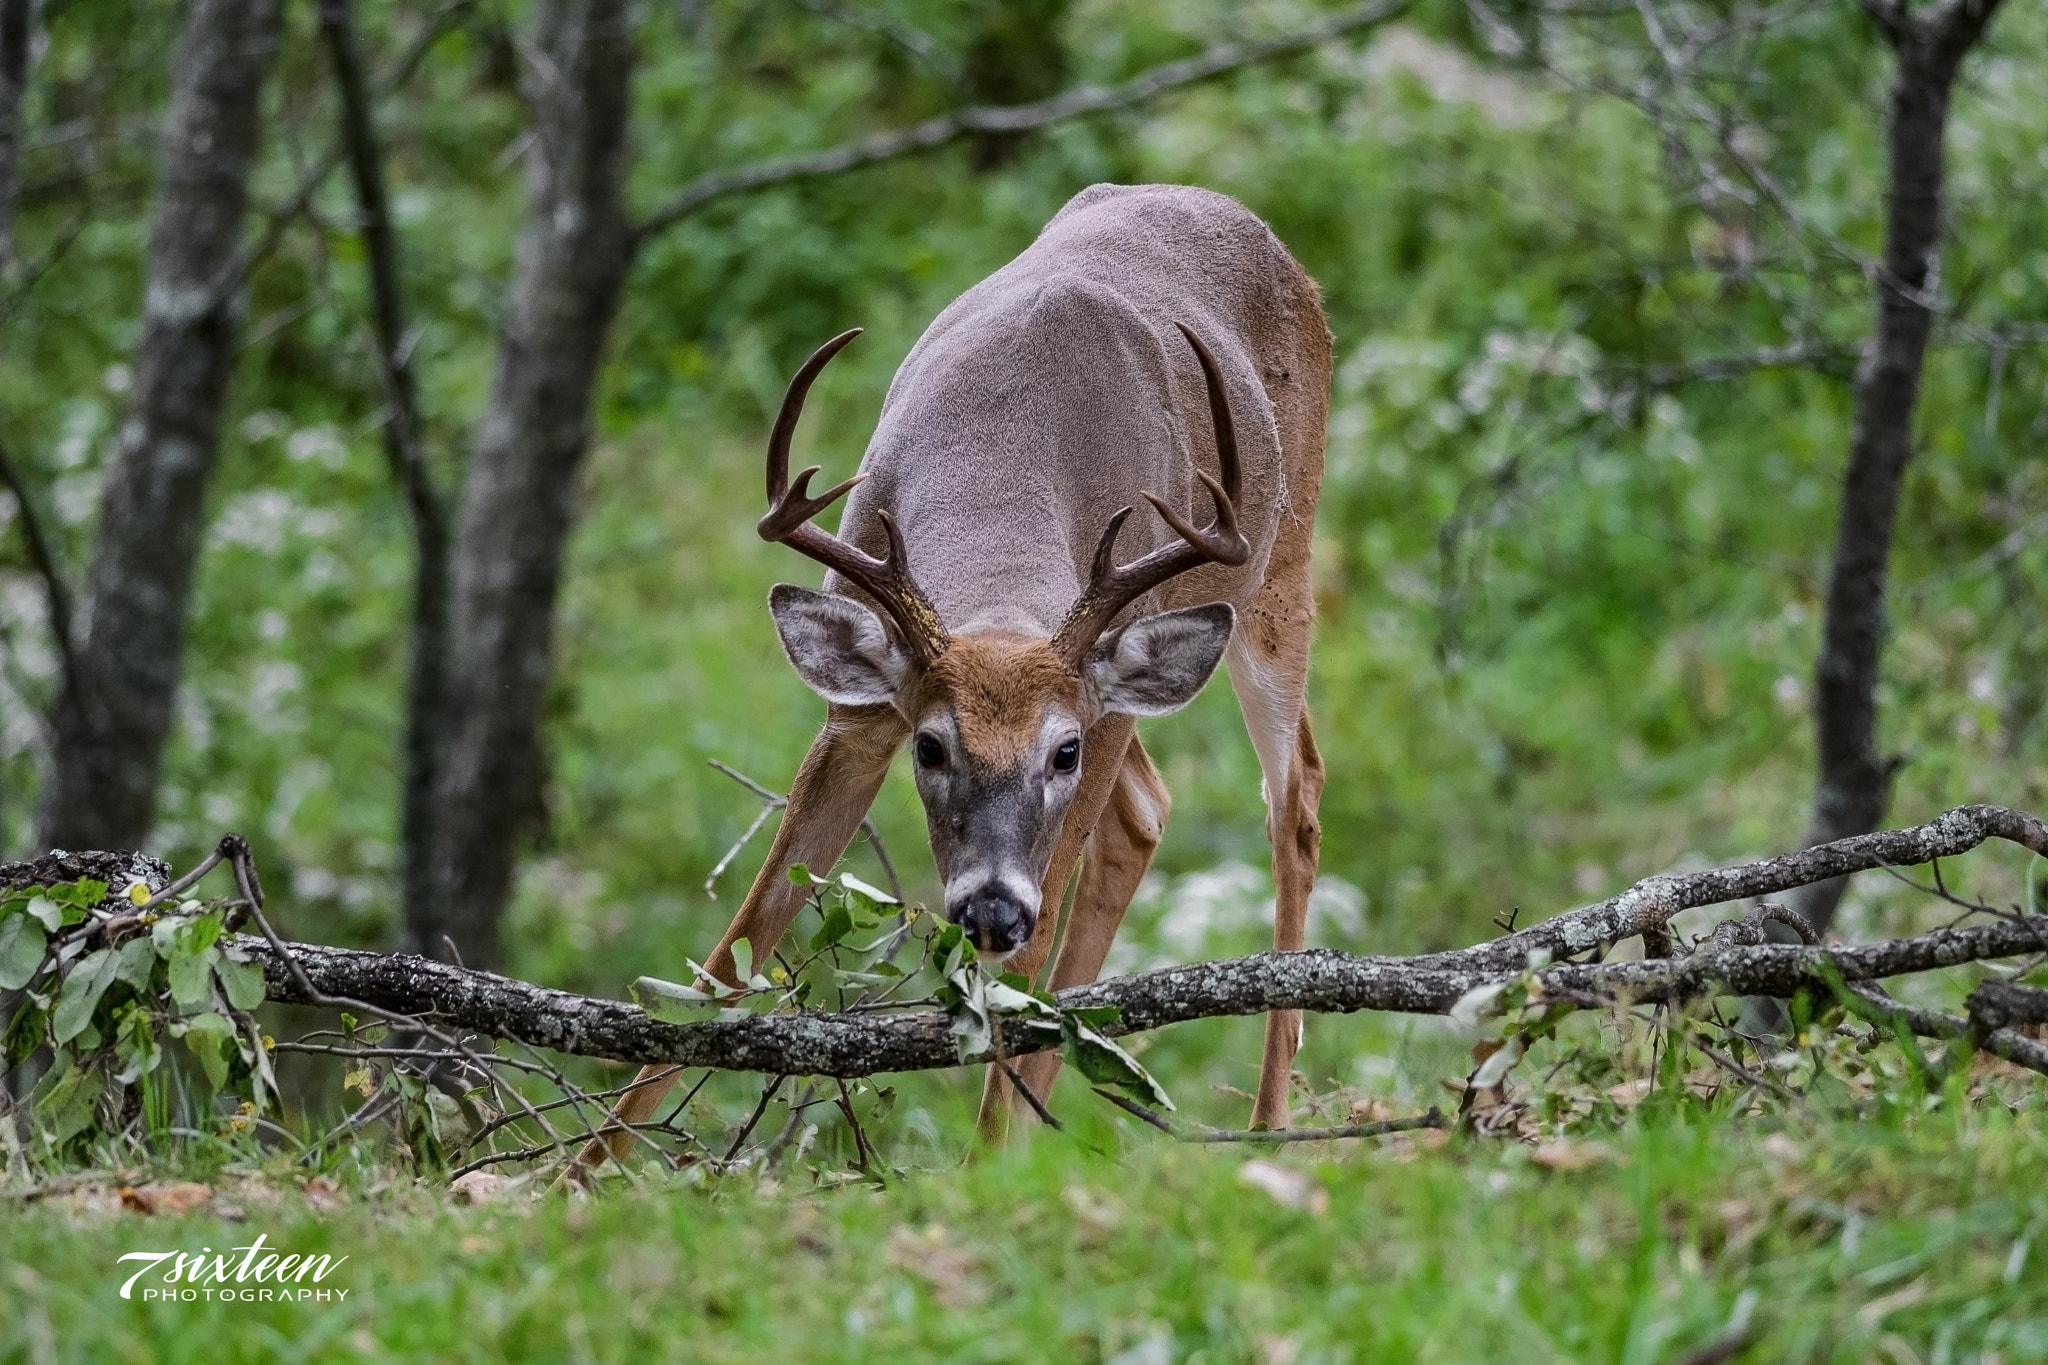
[217,805,2048,1079]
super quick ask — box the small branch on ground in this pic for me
[1096,1090,1450,1144]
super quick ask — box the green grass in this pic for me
[7,1104,2047,1363]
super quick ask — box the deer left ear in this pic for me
[1087,603,1234,717]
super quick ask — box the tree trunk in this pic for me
[960,0,1070,170]
[1787,0,2005,937]
[36,0,282,854]
[0,0,35,272]
[435,0,635,970]
[317,0,451,958]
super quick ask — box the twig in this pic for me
[995,1057,1063,1131]
[1095,1089,1450,1143]
[0,435,76,695]
[705,758,903,902]
[722,1075,785,1163]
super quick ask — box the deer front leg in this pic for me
[575,703,905,1169]
[1252,713,1325,1130]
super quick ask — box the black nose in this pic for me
[951,889,1032,956]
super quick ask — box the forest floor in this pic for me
[5,1096,2046,1364]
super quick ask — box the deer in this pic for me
[579,183,1330,1167]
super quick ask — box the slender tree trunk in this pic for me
[36,0,282,853]
[435,0,635,970]
[1787,0,2005,936]
[0,0,36,272]
[317,0,451,957]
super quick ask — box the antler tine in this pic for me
[1051,323,1250,670]
[766,328,863,505]
[758,329,950,667]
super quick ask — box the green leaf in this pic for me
[809,904,856,952]
[52,949,119,1044]
[729,938,753,984]
[22,896,60,932]
[46,879,109,909]
[1063,1018,1174,1111]
[631,976,720,1024]
[112,935,157,992]
[217,955,266,1011]
[0,913,47,991]
[32,1057,103,1145]
[182,1011,235,1091]
[167,944,221,1011]
[112,1006,162,1084]
[787,863,821,885]
[838,872,899,907]
[3,998,47,1067]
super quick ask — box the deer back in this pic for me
[828,183,1327,640]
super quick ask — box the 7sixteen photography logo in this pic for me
[116,1234,350,1303]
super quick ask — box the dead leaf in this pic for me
[1063,1183,1123,1236]
[1238,1159,1329,1214]
[1347,1097,1393,1124]
[1762,1132,1800,1161]
[302,1176,346,1211]
[120,1182,214,1216]
[449,1171,510,1206]
[1529,1140,1613,1172]
[886,1225,986,1307]
[1606,1079,1653,1107]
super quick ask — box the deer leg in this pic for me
[1001,734,1170,1123]
[976,711,1135,1142]
[576,703,905,1168]
[1251,713,1324,1129]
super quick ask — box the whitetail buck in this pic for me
[583,183,1329,1163]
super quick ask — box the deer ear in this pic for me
[1088,603,1234,717]
[768,584,913,706]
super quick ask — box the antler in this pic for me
[760,328,950,668]
[1050,322,1249,670]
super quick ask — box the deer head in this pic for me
[758,325,1246,956]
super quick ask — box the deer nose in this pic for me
[950,887,1034,957]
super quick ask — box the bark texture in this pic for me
[1790,0,2006,934]
[318,0,451,957]
[434,0,635,969]
[36,0,282,853]
[230,804,2048,1076]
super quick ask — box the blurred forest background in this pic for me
[0,0,2042,1104]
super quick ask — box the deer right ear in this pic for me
[768,584,913,706]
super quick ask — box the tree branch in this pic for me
[629,0,1411,247]
[216,804,2048,1079]
[0,435,78,696]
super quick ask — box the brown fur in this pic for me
[914,634,1080,771]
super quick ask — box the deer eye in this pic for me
[915,733,946,769]
[1052,739,1080,773]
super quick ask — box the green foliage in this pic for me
[0,880,277,1156]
